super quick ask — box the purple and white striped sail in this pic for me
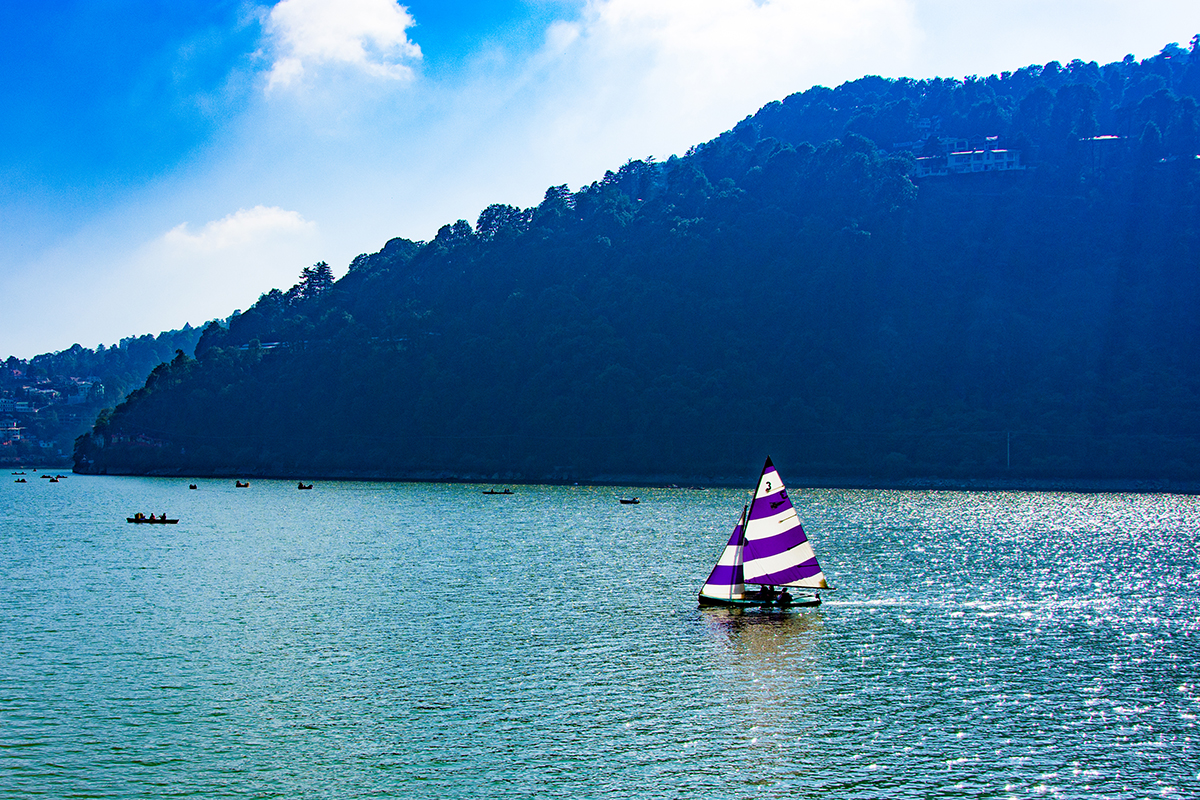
[741,457,828,589]
[699,508,747,602]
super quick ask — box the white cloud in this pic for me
[263,0,422,90]
[143,205,321,311]
[162,205,314,252]
[433,0,919,206]
[0,202,322,356]
[566,0,918,112]
[579,0,914,66]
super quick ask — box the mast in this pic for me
[730,503,748,600]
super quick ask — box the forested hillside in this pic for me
[13,327,204,399]
[1,327,202,463]
[75,41,1200,483]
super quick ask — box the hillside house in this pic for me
[1,419,22,444]
[914,136,1025,178]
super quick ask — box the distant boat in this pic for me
[127,514,178,524]
[482,488,513,495]
[14,478,26,483]
[47,477,59,483]
[235,481,250,488]
[620,497,640,504]
[298,483,313,490]
[188,484,197,490]
[698,457,829,610]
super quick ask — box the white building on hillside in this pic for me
[914,136,1025,178]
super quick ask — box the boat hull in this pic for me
[126,519,179,524]
[698,593,821,609]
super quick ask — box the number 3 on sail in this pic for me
[699,457,830,609]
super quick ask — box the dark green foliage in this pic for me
[17,327,203,398]
[74,42,1200,482]
[1,326,203,461]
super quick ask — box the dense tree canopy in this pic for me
[74,41,1200,483]
[1,327,202,461]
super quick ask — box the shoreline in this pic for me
[70,465,1200,495]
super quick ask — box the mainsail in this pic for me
[698,507,747,601]
[741,457,829,589]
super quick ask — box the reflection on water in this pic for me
[700,609,826,766]
[0,476,1197,798]
[701,606,825,660]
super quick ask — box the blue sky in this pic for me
[2,0,1196,357]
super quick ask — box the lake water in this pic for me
[1,473,1197,798]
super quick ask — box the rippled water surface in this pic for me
[1,474,1197,798]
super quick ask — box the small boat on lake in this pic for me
[699,457,829,610]
[235,481,250,488]
[127,513,178,524]
[482,488,513,495]
[298,483,313,490]
[14,478,26,483]
[620,497,640,504]
[189,484,197,490]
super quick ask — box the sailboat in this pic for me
[699,457,829,609]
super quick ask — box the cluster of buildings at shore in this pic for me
[1,366,103,452]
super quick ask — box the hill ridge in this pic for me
[68,40,1200,482]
